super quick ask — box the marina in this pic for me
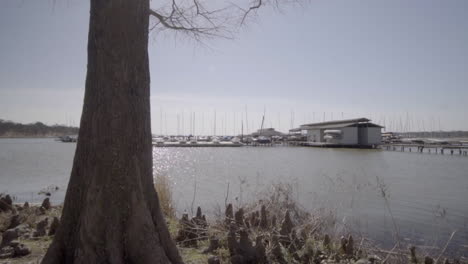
[147,117,468,158]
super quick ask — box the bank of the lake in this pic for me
[0,138,467,256]
[1,195,466,264]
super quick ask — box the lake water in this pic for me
[1,138,467,255]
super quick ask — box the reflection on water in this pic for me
[1,138,467,254]
[152,146,468,255]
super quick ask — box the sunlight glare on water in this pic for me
[1,138,467,255]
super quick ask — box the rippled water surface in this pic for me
[1,138,467,254]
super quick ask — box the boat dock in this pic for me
[382,144,468,156]
[153,142,242,147]
[151,138,468,155]
[288,141,379,149]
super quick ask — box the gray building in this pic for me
[291,118,383,146]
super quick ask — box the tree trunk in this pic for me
[41,0,183,263]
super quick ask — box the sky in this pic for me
[1,0,468,134]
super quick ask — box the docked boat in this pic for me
[256,136,271,144]
[323,129,341,144]
[154,138,165,145]
[198,136,209,142]
[58,135,77,143]
[231,137,242,145]
[212,137,220,144]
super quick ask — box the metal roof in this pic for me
[301,122,360,129]
[300,118,370,127]
[301,122,384,130]
[298,117,384,130]
[289,128,302,132]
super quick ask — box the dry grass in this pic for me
[1,180,465,264]
[176,181,468,264]
[154,174,176,219]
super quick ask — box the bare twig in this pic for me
[435,230,457,263]
[382,243,398,264]
[225,181,230,208]
[240,0,263,25]
[376,176,402,247]
[191,177,197,216]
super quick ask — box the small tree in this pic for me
[41,0,288,263]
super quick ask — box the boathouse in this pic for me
[292,118,383,147]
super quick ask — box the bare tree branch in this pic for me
[149,0,303,41]
[149,0,236,41]
[240,0,262,25]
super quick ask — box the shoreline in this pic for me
[1,194,466,264]
[0,136,63,139]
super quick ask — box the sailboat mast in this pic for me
[260,107,266,134]
[241,120,244,142]
[245,105,249,135]
[214,110,217,136]
[160,107,163,136]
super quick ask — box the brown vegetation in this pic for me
[165,183,467,264]
[155,174,176,219]
[1,186,466,263]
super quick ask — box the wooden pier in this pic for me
[153,141,286,147]
[153,142,243,147]
[288,141,378,149]
[382,144,468,156]
[152,140,468,156]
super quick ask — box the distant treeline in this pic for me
[395,131,468,138]
[0,119,79,138]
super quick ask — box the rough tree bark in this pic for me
[41,0,183,263]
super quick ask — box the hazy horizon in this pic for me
[1,0,468,134]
